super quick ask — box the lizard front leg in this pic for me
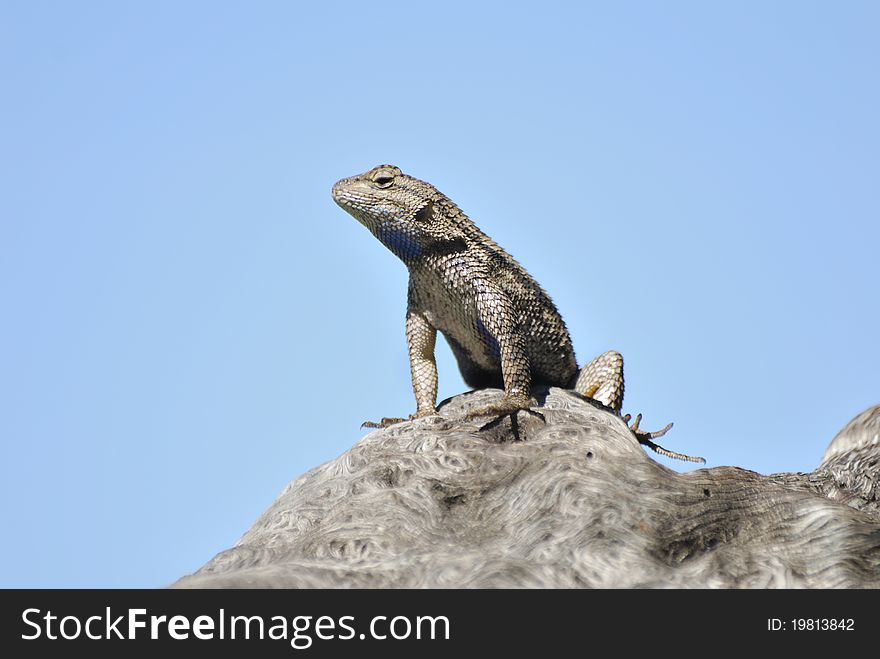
[406,307,439,418]
[362,308,438,428]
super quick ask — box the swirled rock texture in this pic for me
[173,390,880,588]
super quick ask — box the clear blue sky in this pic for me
[1,2,877,588]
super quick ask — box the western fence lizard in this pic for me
[332,164,703,463]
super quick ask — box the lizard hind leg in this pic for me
[574,351,701,462]
[574,350,625,413]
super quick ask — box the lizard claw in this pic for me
[466,395,545,435]
[477,408,545,432]
[625,412,673,440]
[361,416,411,429]
[466,394,541,422]
[625,412,705,463]
[361,410,438,428]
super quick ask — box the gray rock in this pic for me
[173,391,880,588]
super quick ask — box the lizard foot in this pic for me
[361,410,437,429]
[622,412,673,439]
[361,416,411,429]
[466,395,545,433]
[623,413,705,464]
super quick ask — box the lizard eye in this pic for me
[371,171,395,188]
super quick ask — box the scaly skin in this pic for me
[332,165,703,463]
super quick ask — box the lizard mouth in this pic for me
[331,187,364,219]
[330,180,351,205]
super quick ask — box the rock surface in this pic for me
[173,390,880,588]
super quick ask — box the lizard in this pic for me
[332,164,704,463]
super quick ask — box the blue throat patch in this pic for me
[377,222,422,262]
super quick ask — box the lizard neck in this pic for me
[373,221,468,267]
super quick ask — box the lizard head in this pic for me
[332,164,458,263]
